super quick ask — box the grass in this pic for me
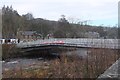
[2,48,119,78]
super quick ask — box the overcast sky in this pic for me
[0,0,119,26]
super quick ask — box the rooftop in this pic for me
[19,31,37,36]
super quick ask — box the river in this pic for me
[2,48,88,70]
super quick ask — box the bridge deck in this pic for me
[17,38,119,49]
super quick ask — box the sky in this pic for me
[0,0,119,27]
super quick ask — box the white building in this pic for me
[84,32,100,38]
[0,39,5,44]
[0,39,19,44]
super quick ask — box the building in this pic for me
[17,31,42,42]
[84,32,100,38]
[0,39,5,44]
[0,39,19,44]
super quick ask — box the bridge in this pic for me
[16,38,120,78]
[17,38,119,51]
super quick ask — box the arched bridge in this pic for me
[16,38,119,52]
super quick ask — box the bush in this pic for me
[2,44,20,60]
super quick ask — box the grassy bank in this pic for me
[2,48,119,78]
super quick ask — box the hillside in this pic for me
[2,6,118,39]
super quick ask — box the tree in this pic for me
[2,6,20,38]
[54,15,73,38]
[22,13,34,20]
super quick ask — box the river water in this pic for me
[2,48,88,70]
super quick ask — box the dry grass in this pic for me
[2,44,21,60]
[2,48,119,78]
[47,48,119,78]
